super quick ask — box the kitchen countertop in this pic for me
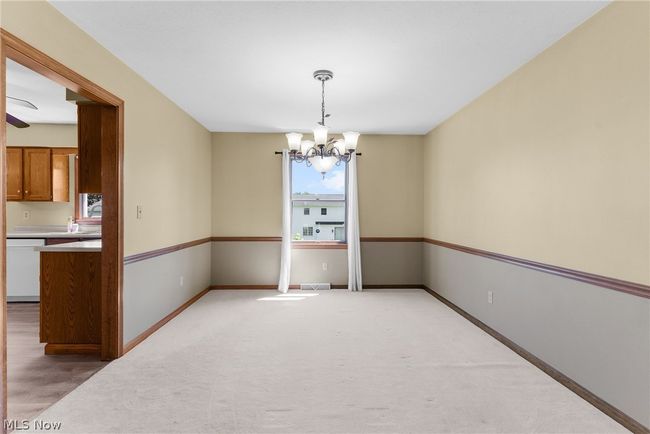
[8,231,101,239]
[35,240,102,253]
[8,225,101,239]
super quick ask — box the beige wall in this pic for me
[1,1,212,256]
[6,123,76,230]
[423,1,650,284]
[212,133,423,237]
[6,123,76,148]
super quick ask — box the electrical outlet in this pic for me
[180,276,184,287]
[22,211,30,220]
[488,291,493,304]
[322,262,328,271]
[136,205,143,220]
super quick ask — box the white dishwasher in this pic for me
[7,238,45,302]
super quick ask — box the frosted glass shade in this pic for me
[333,139,346,154]
[300,140,314,155]
[285,132,302,151]
[343,131,360,151]
[313,124,329,145]
[309,156,337,174]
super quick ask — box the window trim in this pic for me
[291,240,347,249]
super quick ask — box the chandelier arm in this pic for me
[306,146,318,159]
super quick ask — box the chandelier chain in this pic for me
[321,79,326,126]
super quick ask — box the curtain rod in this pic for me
[274,151,362,156]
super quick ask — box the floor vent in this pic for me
[300,283,331,291]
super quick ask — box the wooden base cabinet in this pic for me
[40,251,101,355]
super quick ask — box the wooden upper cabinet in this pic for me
[7,147,76,202]
[23,148,52,201]
[52,153,70,202]
[7,147,24,201]
[77,104,102,193]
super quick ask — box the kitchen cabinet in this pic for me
[23,147,52,201]
[40,249,101,355]
[6,147,23,200]
[6,147,73,202]
[77,104,102,193]
[51,153,70,202]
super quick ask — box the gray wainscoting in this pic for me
[422,242,650,427]
[210,241,422,287]
[123,242,211,344]
[362,241,421,285]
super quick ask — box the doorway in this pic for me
[0,29,124,422]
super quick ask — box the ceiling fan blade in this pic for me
[6,113,30,128]
[7,96,38,110]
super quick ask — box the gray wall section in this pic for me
[210,241,421,286]
[123,242,211,344]
[362,242,421,285]
[211,241,281,285]
[422,242,650,427]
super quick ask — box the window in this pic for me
[291,160,346,242]
[80,193,102,219]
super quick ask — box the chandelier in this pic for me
[285,70,360,176]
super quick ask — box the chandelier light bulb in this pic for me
[300,140,315,155]
[285,132,302,151]
[313,124,329,145]
[333,139,346,154]
[343,132,360,151]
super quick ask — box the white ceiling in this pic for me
[6,59,77,125]
[51,1,608,134]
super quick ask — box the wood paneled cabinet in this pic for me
[40,251,101,355]
[23,148,52,201]
[7,147,73,202]
[77,104,102,193]
[6,148,23,201]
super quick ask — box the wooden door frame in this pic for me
[0,29,124,423]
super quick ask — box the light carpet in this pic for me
[29,289,626,433]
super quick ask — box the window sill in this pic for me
[75,219,102,225]
[292,241,347,249]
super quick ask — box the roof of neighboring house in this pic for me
[292,193,345,202]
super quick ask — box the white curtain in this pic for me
[278,150,291,293]
[347,152,363,291]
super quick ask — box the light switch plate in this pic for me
[136,205,143,220]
